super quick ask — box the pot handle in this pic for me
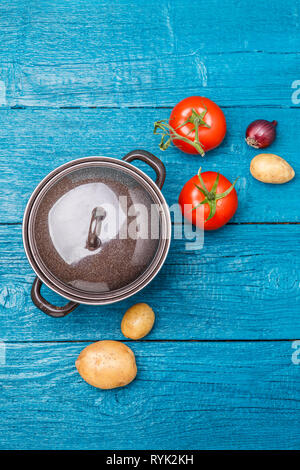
[122,150,166,189]
[31,277,79,318]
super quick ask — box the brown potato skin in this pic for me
[75,340,137,389]
[250,153,295,184]
[121,303,155,340]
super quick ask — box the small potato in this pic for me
[250,153,295,184]
[75,340,137,389]
[121,303,155,340]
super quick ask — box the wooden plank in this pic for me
[2,1,300,55]
[0,341,299,450]
[2,53,299,108]
[3,0,300,54]
[0,1,299,107]
[0,108,298,223]
[1,224,299,341]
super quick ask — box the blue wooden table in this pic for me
[0,0,299,450]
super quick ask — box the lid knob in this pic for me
[86,207,107,251]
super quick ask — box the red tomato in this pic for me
[169,96,226,155]
[179,170,238,230]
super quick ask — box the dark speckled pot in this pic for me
[23,150,171,318]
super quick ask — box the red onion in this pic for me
[245,119,277,149]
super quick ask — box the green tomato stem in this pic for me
[153,107,211,156]
[192,168,238,222]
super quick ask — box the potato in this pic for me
[75,340,137,389]
[121,303,155,340]
[250,153,295,184]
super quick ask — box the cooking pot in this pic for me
[23,150,171,318]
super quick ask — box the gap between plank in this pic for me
[3,105,300,110]
[1,222,299,226]
[2,339,299,344]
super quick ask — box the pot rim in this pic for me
[23,156,171,305]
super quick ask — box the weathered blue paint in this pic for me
[0,108,298,223]
[0,224,299,341]
[0,341,299,450]
[1,1,300,107]
[0,0,299,450]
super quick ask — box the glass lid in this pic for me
[29,161,162,296]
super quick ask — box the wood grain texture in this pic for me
[2,0,300,54]
[0,341,299,450]
[1,0,300,451]
[0,108,298,224]
[1,224,299,341]
[3,53,300,108]
[0,1,300,107]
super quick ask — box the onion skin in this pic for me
[246,119,277,149]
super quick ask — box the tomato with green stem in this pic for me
[179,168,238,230]
[154,96,226,156]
